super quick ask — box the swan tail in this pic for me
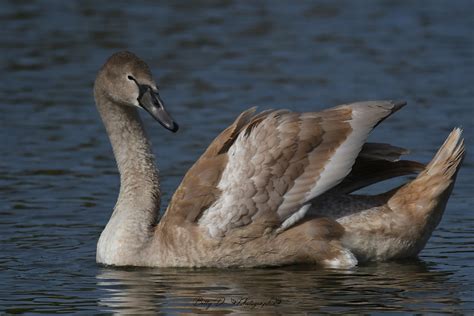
[387,128,465,227]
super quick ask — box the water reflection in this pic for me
[97,260,461,314]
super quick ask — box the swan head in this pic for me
[95,51,179,132]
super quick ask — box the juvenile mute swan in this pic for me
[95,51,464,268]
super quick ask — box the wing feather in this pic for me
[171,101,406,238]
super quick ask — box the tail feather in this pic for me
[334,128,464,262]
[388,128,465,222]
[425,128,465,178]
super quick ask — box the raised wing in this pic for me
[165,100,406,238]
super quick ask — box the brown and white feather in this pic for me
[193,101,406,238]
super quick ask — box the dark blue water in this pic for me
[1,0,473,314]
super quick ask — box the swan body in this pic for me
[95,51,464,268]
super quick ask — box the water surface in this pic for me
[1,0,473,314]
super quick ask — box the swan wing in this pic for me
[166,101,405,238]
[329,142,425,194]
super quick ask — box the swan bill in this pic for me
[138,85,179,133]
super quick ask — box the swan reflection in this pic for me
[96,259,462,314]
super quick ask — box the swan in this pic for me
[94,51,464,268]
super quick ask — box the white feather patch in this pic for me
[322,248,358,268]
[277,204,310,233]
[198,132,249,238]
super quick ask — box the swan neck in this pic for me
[95,93,161,217]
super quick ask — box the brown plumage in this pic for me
[94,51,465,268]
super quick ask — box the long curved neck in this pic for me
[95,91,162,264]
[97,95,161,212]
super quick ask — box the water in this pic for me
[1,0,473,314]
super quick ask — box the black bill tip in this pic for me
[166,121,179,133]
[171,121,179,132]
[137,84,179,133]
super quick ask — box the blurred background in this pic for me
[0,0,472,314]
